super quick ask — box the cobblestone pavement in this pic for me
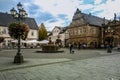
[0,48,120,80]
[0,48,119,60]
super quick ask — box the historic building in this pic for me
[67,8,109,48]
[103,15,120,47]
[0,12,38,48]
[49,9,120,48]
[48,26,69,47]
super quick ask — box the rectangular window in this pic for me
[3,29,6,34]
[92,28,96,34]
[83,28,86,33]
[75,29,78,35]
[71,30,73,35]
[78,28,82,34]
[31,31,34,36]
[74,29,78,35]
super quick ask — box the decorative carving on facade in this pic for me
[68,8,110,48]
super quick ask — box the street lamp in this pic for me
[105,26,114,45]
[10,3,28,21]
[105,26,114,53]
[10,2,28,63]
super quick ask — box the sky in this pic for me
[0,0,120,31]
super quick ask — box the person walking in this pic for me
[78,43,81,50]
[69,43,73,53]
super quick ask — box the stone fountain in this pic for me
[41,37,62,53]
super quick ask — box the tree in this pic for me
[8,22,29,63]
[8,23,29,40]
[38,23,47,41]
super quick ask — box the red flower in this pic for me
[8,23,30,40]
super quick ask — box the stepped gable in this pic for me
[72,8,109,27]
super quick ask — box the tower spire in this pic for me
[74,8,81,15]
[114,13,116,21]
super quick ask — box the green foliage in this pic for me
[8,22,30,40]
[0,37,4,43]
[38,23,47,41]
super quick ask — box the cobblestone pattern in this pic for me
[0,54,120,80]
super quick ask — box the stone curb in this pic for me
[0,59,71,72]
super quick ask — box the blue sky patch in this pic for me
[28,4,40,14]
[57,14,68,20]
[48,19,58,23]
[38,12,56,22]
[83,0,94,4]
[92,10,104,16]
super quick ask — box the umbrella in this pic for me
[26,40,40,43]
[11,40,26,43]
[39,40,49,44]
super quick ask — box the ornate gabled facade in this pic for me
[104,17,120,47]
[68,8,109,48]
[0,12,38,48]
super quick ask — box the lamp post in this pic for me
[10,2,28,63]
[105,26,114,39]
[105,26,113,53]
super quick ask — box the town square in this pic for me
[0,0,120,80]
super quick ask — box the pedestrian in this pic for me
[107,45,112,53]
[69,43,73,53]
[78,43,81,49]
[83,43,86,49]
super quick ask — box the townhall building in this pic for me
[0,12,38,48]
[67,8,120,48]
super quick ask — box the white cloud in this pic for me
[92,0,120,19]
[33,0,82,18]
[78,4,94,11]
[94,0,102,4]
[44,18,66,31]
[22,0,120,31]
[31,0,84,30]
